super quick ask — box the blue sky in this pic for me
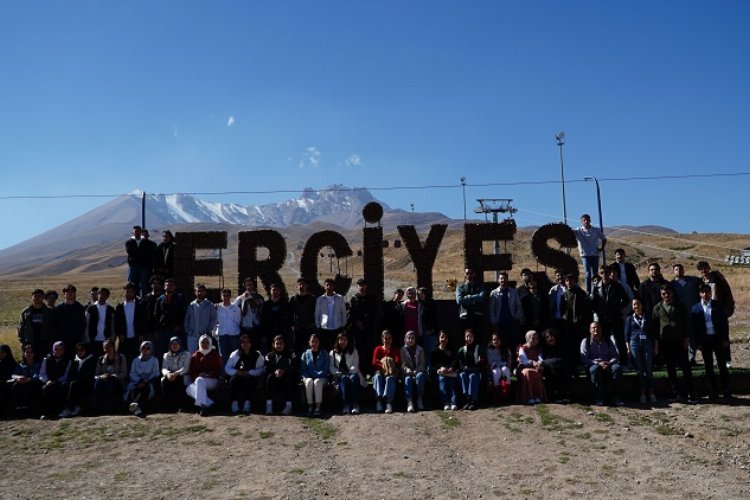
[1,1,749,251]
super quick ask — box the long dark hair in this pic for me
[333,333,353,355]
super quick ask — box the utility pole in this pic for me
[474,199,518,280]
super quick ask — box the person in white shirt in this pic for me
[215,289,242,364]
[314,278,347,351]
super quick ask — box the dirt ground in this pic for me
[0,394,748,500]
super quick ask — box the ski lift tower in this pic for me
[474,199,518,280]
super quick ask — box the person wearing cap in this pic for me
[125,225,149,297]
[44,290,59,309]
[126,341,160,417]
[347,278,379,375]
[573,213,607,294]
[52,285,86,359]
[161,336,191,411]
[18,289,52,357]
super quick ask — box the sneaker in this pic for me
[649,393,658,404]
[282,401,293,416]
[443,404,451,411]
[726,361,732,369]
[198,405,209,417]
[244,401,252,415]
[129,402,140,414]
[266,400,274,415]
[450,404,458,411]
[385,403,393,414]
[313,406,321,417]
[134,406,144,418]
[417,398,424,411]
[407,401,415,413]
[595,400,604,407]
[70,406,81,417]
[376,401,384,413]
[639,394,647,404]
[231,400,240,414]
[306,406,314,417]
[613,399,624,407]
[528,399,536,405]
[351,405,360,415]
[342,404,351,415]
[468,400,478,411]
[58,408,72,419]
[39,414,48,420]
[687,395,698,404]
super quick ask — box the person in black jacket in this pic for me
[115,283,148,363]
[590,266,629,363]
[613,249,640,295]
[691,284,731,399]
[52,285,86,359]
[157,230,176,279]
[289,278,316,355]
[85,288,115,357]
[59,342,97,418]
[347,279,379,375]
[18,289,51,357]
[125,225,150,297]
[264,335,298,415]
[417,287,439,370]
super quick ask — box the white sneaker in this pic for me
[58,408,72,418]
[450,404,458,411]
[407,401,415,413]
[342,404,351,415]
[351,405,360,415]
[726,361,732,369]
[282,401,293,415]
[376,401,384,413]
[385,403,393,414]
[129,402,140,414]
[444,404,451,411]
[231,400,240,414]
[417,398,424,411]
[266,400,273,415]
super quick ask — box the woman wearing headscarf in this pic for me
[59,342,97,418]
[10,345,40,416]
[517,330,547,405]
[161,336,191,411]
[39,341,72,419]
[186,334,222,416]
[264,335,297,416]
[93,339,128,415]
[0,344,17,416]
[126,341,160,417]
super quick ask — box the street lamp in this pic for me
[555,132,568,225]
[584,176,606,265]
[460,177,467,221]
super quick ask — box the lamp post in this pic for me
[584,176,606,265]
[555,132,568,225]
[460,177,467,221]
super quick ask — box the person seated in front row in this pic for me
[517,330,547,405]
[541,328,570,403]
[330,332,365,415]
[126,341,160,417]
[39,341,71,420]
[10,345,41,416]
[59,342,96,418]
[400,331,427,412]
[0,344,18,416]
[300,333,330,417]
[161,336,191,411]
[486,332,512,403]
[457,329,484,410]
[186,334,223,416]
[580,321,623,406]
[432,331,459,411]
[264,335,297,416]
[93,339,128,415]
[225,334,265,415]
[372,330,400,414]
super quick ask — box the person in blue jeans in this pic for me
[329,333,365,415]
[574,214,607,293]
[625,299,657,404]
[400,331,426,412]
[432,331,458,410]
[371,330,400,414]
[457,329,485,411]
[580,321,623,406]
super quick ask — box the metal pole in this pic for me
[141,192,146,228]
[556,133,568,225]
[585,176,606,265]
[460,177,467,221]
[493,211,500,281]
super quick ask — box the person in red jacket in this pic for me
[372,330,401,413]
[186,334,222,416]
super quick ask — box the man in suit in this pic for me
[652,285,695,402]
[125,226,149,297]
[697,261,735,368]
[613,248,640,295]
[672,263,702,365]
[691,284,731,400]
[114,282,148,363]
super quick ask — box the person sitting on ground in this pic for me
[39,341,71,419]
[400,331,427,413]
[10,345,41,416]
[330,332,365,415]
[93,339,128,415]
[264,335,297,416]
[517,330,547,405]
[161,336,191,411]
[580,321,623,406]
[625,299,658,404]
[457,329,485,410]
[300,333,330,417]
[432,331,459,411]
[59,342,96,418]
[0,344,18,415]
[186,334,223,416]
[225,334,265,415]
[541,328,570,403]
[126,341,160,417]
[372,329,401,414]
[486,332,512,403]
